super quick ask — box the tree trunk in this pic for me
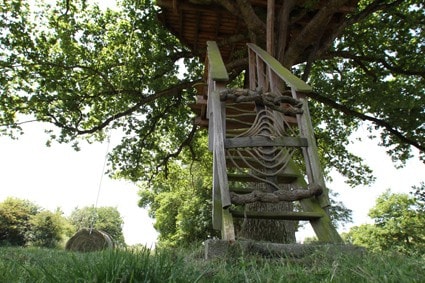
[235,202,296,243]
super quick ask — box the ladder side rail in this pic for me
[206,41,235,240]
[293,90,331,210]
[207,41,229,151]
[209,74,222,230]
[211,85,232,209]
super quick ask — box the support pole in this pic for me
[267,0,275,56]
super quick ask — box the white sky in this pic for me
[1,121,424,245]
[0,123,158,246]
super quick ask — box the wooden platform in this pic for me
[156,0,359,64]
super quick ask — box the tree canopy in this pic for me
[1,0,423,188]
[344,185,425,255]
[0,197,40,246]
[0,197,71,247]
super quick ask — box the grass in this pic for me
[0,244,424,282]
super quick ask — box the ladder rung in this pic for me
[230,210,323,221]
[225,136,308,149]
[226,156,263,169]
[227,173,299,183]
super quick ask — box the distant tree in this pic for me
[345,188,425,255]
[138,134,219,247]
[0,197,39,246]
[27,209,72,248]
[68,206,125,245]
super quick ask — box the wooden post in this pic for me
[267,0,275,56]
[294,90,331,209]
[206,41,235,240]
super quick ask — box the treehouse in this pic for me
[156,0,358,243]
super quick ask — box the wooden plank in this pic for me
[230,210,323,221]
[247,43,312,92]
[207,69,214,151]
[248,48,257,90]
[212,155,222,230]
[211,88,232,208]
[266,0,275,56]
[224,136,308,148]
[286,160,343,243]
[207,41,229,82]
[294,91,330,209]
[256,55,267,91]
[227,173,299,184]
[221,208,235,241]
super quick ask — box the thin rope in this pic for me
[88,3,139,233]
[89,133,112,233]
[95,134,112,208]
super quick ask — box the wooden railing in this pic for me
[247,43,342,242]
[206,41,235,241]
[247,43,330,209]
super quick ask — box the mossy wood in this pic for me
[207,41,229,82]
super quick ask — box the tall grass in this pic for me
[0,245,424,282]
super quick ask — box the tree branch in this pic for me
[48,80,201,135]
[154,122,199,180]
[235,0,267,43]
[314,0,406,61]
[283,0,350,67]
[326,50,425,78]
[276,0,295,63]
[305,91,425,152]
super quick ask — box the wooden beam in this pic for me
[225,136,308,148]
[267,0,275,56]
[294,92,330,209]
[230,210,323,221]
[207,41,229,81]
[227,173,299,184]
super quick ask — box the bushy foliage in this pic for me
[345,185,425,255]
[27,210,72,248]
[0,198,39,246]
[0,198,71,248]
[138,133,219,247]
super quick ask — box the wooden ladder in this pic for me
[203,41,342,243]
